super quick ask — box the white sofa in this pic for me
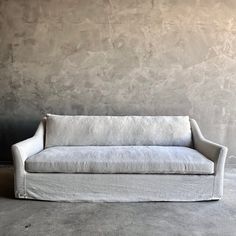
[12,114,228,202]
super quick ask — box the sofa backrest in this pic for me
[45,114,192,148]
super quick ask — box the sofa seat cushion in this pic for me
[25,146,214,174]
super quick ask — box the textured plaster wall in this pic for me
[0,0,236,163]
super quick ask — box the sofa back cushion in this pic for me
[45,114,192,148]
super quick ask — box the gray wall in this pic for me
[0,0,236,164]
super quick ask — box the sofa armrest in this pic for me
[190,119,228,174]
[12,121,44,197]
[12,121,44,167]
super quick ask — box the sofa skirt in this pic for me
[15,173,220,202]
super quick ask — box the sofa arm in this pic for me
[190,119,228,174]
[12,121,44,197]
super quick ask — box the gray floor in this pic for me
[0,167,236,236]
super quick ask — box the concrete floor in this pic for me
[0,167,236,236]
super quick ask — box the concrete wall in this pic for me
[0,0,236,164]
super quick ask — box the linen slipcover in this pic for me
[12,116,228,202]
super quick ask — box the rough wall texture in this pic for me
[0,0,236,163]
